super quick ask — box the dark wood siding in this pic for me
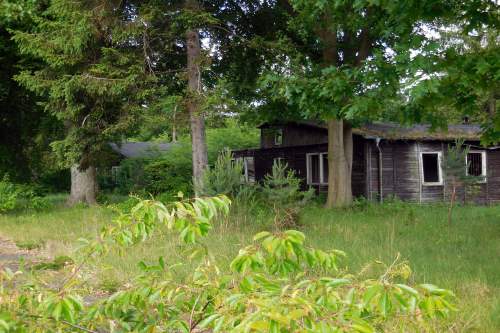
[260,124,327,149]
[238,122,500,205]
[234,135,366,197]
[487,149,500,204]
[366,140,497,204]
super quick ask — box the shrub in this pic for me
[200,149,244,197]
[99,121,260,198]
[142,144,193,197]
[0,175,19,213]
[0,195,456,332]
[0,177,54,213]
[261,160,314,228]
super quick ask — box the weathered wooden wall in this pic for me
[366,140,498,204]
[237,122,500,205]
[486,149,500,204]
[260,124,328,149]
[234,135,366,197]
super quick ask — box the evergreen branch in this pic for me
[80,74,128,82]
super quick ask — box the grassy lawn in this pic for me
[0,196,499,332]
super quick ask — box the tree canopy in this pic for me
[0,0,498,205]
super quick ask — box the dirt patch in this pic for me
[0,236,44,271]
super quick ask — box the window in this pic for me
[420,152,442,185]
[273,157,285,166]
[274,128,283,146]
[235,157,255,183]
[306,153,328,185]
[274,129,283,146]
[111,166,121,184]
[244,157,255,183]
[466,151,486,180]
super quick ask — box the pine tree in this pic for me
[13,0,151,205]
[443,141,482,226]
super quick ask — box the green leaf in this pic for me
[253,231,271,241]
[198,314,220,328]
[395,284,419,297]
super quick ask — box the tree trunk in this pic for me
[186,14,208,195]
[67,164,97,206]
[172,106,178,143]
[488,92,496,117]
[326,119,353,208]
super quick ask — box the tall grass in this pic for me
[0,196,499,331]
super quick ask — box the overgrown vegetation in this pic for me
[0,195,461,332]
[443,141,483,226]
[1,196,499,331]
[0,175,52,213]
[99,124,259,200]
[200,149,244,197]
[261,161,314,228]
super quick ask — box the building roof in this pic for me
[109,142,174,158]
[353,123,482,141]
[260,121,483,141]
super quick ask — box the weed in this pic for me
[33,256,74,271]
[15,240,45,251]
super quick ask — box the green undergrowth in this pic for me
[0,196,499,331]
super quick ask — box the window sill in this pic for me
[422,182,443,186]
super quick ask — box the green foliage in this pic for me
[0,176,55,213]
[13,0,152,169]
[261,161,314,228]
[0,175,19,213]
[443,141,475,185]
[443,141,483,225]
[15,240,45,251]
[0,194,457,332]
[408,27,500,143]
[103,123,259,199]
[33,256,74,271]
[200,149,244,197]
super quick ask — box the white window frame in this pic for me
[306,152,328,185]
[466,150,487,182]
[273,157,285,166]
[419,151,443,186]
[274,128,283,146]
[243,157,255,183]
[234,157,255,183]
[111,166,121,184]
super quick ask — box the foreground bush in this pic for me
[0,176,52,213]
[0,195,456,332]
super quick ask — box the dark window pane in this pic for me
[322,154,328,184]
[309,154,320,184]
[467,153,483,176]
[422,153,439,183]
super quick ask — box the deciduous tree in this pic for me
[259,0,497,207]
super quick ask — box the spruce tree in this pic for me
[14,0,151,205]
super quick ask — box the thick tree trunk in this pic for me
[186,17,208,195]
[326,119,353,208]
[67,164,97,206]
